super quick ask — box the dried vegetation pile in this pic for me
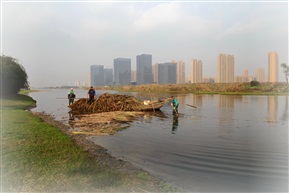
[69,93,144,114]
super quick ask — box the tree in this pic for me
[281,63,289,92]
[0,55,29,96]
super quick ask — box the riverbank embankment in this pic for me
[1,94,176,192]
[99,82,288,95]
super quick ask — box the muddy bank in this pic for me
[32,111,173,190]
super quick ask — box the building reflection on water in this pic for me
[267,96,278,124]
[218,95,234,108]
[217,95,235,138]
[281,96,289,122]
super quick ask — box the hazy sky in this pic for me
[2,1,288,87]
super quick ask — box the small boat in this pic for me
[136,99,169,111]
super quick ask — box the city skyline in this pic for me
[36,49,289,87]
[87,51,278,87]
[49,49,286,87]
[2,2,287,87]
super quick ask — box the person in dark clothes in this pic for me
[87,86,96,104]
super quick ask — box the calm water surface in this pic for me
[30,89,288,192]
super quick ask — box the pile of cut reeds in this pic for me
[69,93,145,114]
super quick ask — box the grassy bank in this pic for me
[1,94,174,192]
[99,82,288,95]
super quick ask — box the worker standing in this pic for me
[68,88,76,105]
[87,86,96,104]
[171,96,179,115]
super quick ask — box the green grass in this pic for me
[1,94,174,192]
[18,89,40,95]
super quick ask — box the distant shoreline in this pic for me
[96,82,288,95]
[30,82,289,96]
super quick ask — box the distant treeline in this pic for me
[98,82,288,95]
[44,86,80,89]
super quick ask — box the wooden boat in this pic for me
[69,93,169,114]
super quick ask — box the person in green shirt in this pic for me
[171,96,179,115]
[68,88,76,105]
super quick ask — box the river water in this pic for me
[29,89,288,192]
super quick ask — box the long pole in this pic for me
[185,104,197,108]
[149,90,155,112]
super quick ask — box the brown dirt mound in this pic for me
[69,93,144,114]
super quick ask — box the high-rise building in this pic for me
[185,75,191,83]
[243,68,249,82]
[167,62,177,84]
[158,62,176,84]
[157,63,165,84]
[90,65,104,86]
[255,67,266,82]
[131,70,136,82]
[75,80,80,87]
[235,76,243,83]
[113,58,131,85]
[268,51,279,82]
[136,54,153,85]
[191,59,203,83]
[177,61,185,84]
[152,63,158,83]
[217,54,235,83]
[104,68,113,86]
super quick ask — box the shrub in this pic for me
[250,80,260,87]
